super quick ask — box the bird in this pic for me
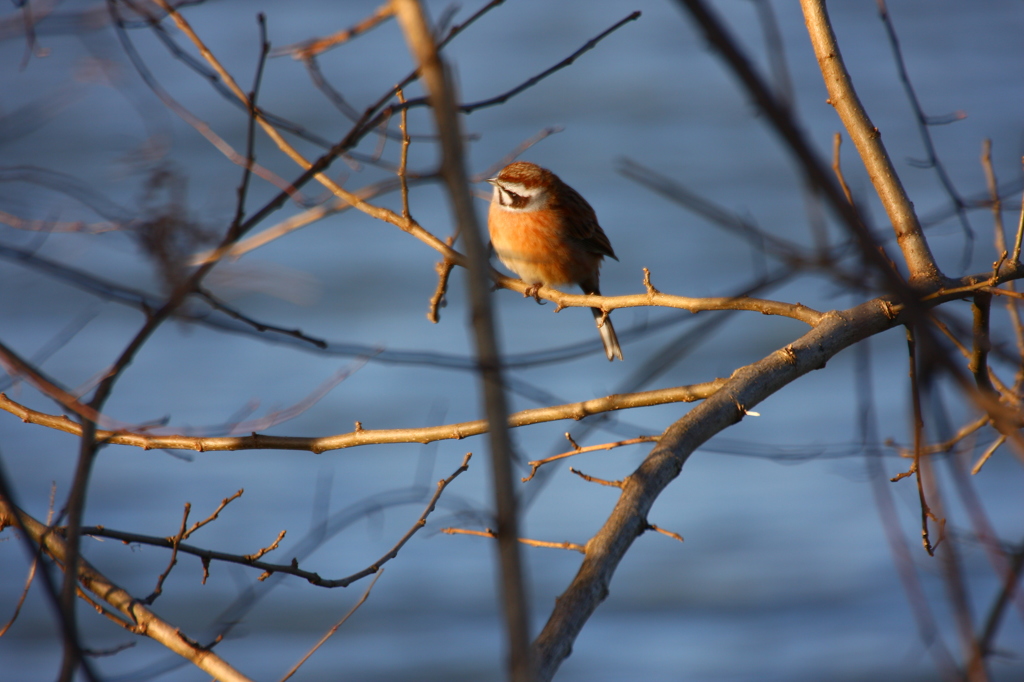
[486,161,623,361]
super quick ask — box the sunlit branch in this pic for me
[0,498,254,682]
[442,527,586,554]
[799,0,940,284]
[272,3,393,60]
[523,435,659,483]
[0,381,725,453]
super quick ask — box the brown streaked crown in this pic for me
[493,161,554,190]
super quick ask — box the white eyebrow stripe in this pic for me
[491,180,547,211]
[499,181,540,197]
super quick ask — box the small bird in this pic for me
[487,161,623,361]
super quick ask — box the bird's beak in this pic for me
[486,177,498,186]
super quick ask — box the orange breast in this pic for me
[488,204,599,287]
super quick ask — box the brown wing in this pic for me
[553,177,618,261]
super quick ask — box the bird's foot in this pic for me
[523,282,546,304]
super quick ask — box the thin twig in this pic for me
[524,436,658,482]
[981,140,1024,393]
[978,541,1024,657]
[273,3,393,59]
[108,3,304,203]
[831,133,854,205]
[0,556,38,637]
[0,339,112,426]
[196,288,328,349]
[442,527,586,554]
[969,293,995,396]
[646,524,684,543]
[455,12,641,113]
[0,454,100,682]
[0,210,121,234]
[397,89,412,220]
[427,241,455,324]
[886,415,990,460]
[568,468,623,488]
[855,343,961,680]
[619,158,809,264]
[1013,165,1024,263]
[83,456,469,588]
[229,12,270,233]
[143,503,191,604]
[184,490,244,539]
[188,175,430,265]
[929,315,1016,405]
[278,570,385,682]
[904,325,937,555]
[971,435,1005,476]
[876,0,973,269]
[243,530,287,563]
[277,452,472,586]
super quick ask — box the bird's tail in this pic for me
[591,307,623,361]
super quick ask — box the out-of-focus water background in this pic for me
[2,0,1023,680]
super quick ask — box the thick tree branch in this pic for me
[533,297,903,680]
[799,0,940,284]
[676,0,939,300]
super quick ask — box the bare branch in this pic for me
[876,0,973,268]
[855,343,961,679]
[0,498,253,682]
[143,502,191,604]
[83,454,470,588]
[0,210,121,234]
[981,140,1024,392]
[646,524,684,543]
[568,468,623,488]
[442,527,586,554]
[979,541,1024,658]
[273,3,393,60]
[456,11,641,113]
[904,325,938,556]
[1013,170,1024,264]
[799,0,940,284]
[533,296,904,680]
[108,3,305,204]
[0,555,37,637]
[278,570,385,682]
[0,381,725,453]
[427,245,455,324]
[188,176,430,265]
[971,435,1005,476]
[831,133,854,205]
[524,436,659,483]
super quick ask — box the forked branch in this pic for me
[0,498,252,682]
